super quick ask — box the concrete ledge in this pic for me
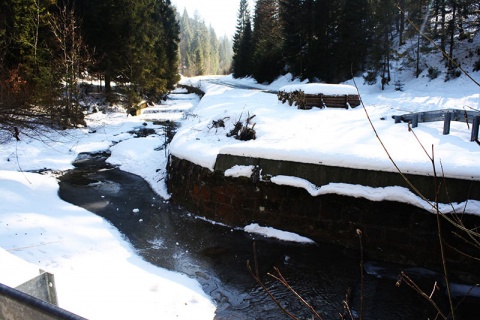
[215,154,480,204]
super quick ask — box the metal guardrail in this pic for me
[393,108,480,141]
[15,270,58,306]
[0,281,86,320]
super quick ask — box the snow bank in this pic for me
[0,171,215,320]
[269,175,480,215]
[224,165,255,178]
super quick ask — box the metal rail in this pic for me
[393,109,480,141]
[0,282,86,320]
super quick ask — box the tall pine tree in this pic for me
[79,0,180,100]
[232,0,253,78]
[177,8,229,76]
[251,0,283,83]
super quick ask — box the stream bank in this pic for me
[57,151,480,319]
[167,155,480,284]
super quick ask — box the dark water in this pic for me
[58,151,479,320]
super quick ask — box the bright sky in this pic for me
[170,0,256,38]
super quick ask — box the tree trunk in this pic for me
[416,35,421,77]
[440,0,446,52]
[399,0,405,45]
[448,2,456,69]
[105,71,111,92]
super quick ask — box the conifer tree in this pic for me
[158,0,181,91]
[177,8,229,76]
[208,26,220,75]
[218,36,233,74]
[367,0,397,88]
[279,0,311,80]
[179,8,194,76]
[0,0,62,133]
[79,0,180,100]
[232,0,253,78]
[251,0,283,83]
[335,0,369,81]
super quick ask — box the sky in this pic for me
[170,0,256,38]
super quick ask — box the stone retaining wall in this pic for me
[167,155,480,282]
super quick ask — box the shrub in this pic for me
[363,71,377,85]
[427,67,441,80]
[445,68,461,81]
[474,60,480,72]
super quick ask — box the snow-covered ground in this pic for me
[0,92,217,319]
[173,73,480,215]
[1,68,480,318]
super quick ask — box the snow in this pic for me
[0,90,216,319]
[244,223,315,244]
[107,133,170,199]
[1,67,480,318]
[172,73,480,215]
[269,175,480,214]
[224,165,255,178]
[0,170,215,319]
[279,83,359,95]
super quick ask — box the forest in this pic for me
[177,8,233,77]
[0,0,180,134]
[233,0,480,84]
[2,0,480,137]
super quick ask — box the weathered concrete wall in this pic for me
[215,154,480,204]
[167,155,480,282]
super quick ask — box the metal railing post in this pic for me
[443,111,451,135]
[471,116,480,142]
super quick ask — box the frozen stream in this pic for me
[57,149,478,319]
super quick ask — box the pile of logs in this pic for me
[277,90,361,109]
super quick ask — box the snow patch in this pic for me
[279,83,359,95]
[244,223,315,244]
[270,175,480,215]
[224,165,255,178]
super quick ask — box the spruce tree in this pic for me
[209,26,220,75]
[335,0,369,81]
[218,36,233,74]
[251,0,283,83]
[79,0,180,100]
[232,0,253,78]
[279,0,309,79]
[179,8,193,76]
[177,8,228,76]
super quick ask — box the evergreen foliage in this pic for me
[1,0,181,136]
[251,0,283,83]
[79,0,180,100]
[232,0,253,78]
[177,9,232,77]
[236,0,480,85]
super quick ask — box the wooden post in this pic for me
[443,111,451,135]
[471,116,480,142]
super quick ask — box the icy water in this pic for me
[58,151,478,319]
